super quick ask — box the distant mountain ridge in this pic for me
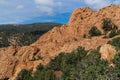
[0,22,61,47]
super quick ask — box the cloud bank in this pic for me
[84,0,120,9]
[34,0,62,15]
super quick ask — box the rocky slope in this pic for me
[0,4,120,79]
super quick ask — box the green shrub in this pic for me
[34,69,56,80]
[76,46,88,57]
[102,18,113,34]
[34,64,56,80]
[47,53,64,71]
[89,26,101,37]
[102,18,119,36]
[16,69,33,80]
[108,24,120,38]
[36,64,44,71]
[108,37,120,50]
[113,54,120,67]
[0,78,9,80]
[109,30,118,38]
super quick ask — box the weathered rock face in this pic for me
[100,44,117,61]
[0,4,120,79]
[32,4,120,62]
[69,4,120,28]
[0,46,43,79]
[100,44,117,67]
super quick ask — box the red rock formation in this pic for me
[100,44,117,61]
[0,4,120,79]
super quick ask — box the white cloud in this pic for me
[34,0,62,15]
[16,5,24,10]
[35,0,54,6]
[0,0,8,5]
[84,0,120,9]
[36,6,53,15]
[84,0,111,9]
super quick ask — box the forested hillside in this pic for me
[0,23,61,47]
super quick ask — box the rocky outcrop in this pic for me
[0,4,120,79]
[100,44,117,61]
[0,46,43,79]
[100,44,117,67]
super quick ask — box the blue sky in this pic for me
[0,0,120,24]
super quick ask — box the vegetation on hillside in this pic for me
[1,19,120,80]
[102,18,113,34]
[102,18,120,38]
[89,26,101,37]
[0,23,61,47]
[14,19,120,80]
[15,46,120,80]
[84,18,120,38]
[108,37,120,50]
